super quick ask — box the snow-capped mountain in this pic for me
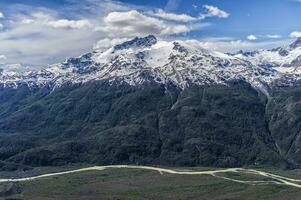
[1,35,301,91]
[2,35,301,170]
[235,37,301,75]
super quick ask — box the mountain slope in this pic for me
[0,81,287,168]
[1,36,301,169]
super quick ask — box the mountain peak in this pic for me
[172,42,189,55]
[289,37,301,49]
[114,35,157,51]
[3,36,301,90]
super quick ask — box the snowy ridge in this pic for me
[235,38,301,76]
[1,35,301,91]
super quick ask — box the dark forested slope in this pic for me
[0,80,296,169]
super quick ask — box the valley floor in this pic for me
[1,165,301,199]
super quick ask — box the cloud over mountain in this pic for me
[0,0,294,70]
[0,1,230,68]
[290,31,301,38]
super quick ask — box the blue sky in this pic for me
[122,0,301,39]
[0,0,301,68]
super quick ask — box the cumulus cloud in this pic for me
[247,34,257,40]
[290,31,301,38]
[98,10,192,37]
[147,9,197,22]
[147,5,230,22]
[0,11,98,66]
[201,5,230,19]
[0,12,4,18]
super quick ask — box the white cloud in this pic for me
[99,10,193,37]
[198,37,289,53]
[22,12,93,29]
[0,7,205,67]
[147,9,197,22]
[290,31,301,38]
[2,63,22,70]
[93,37,129,50]
[48,19,93,29]
[0,55,7,60]
[0,23,3,30]
[0,1,228,67]
[147,5,230,23]
[202,5,230,19]
[247,34,257,40]
[0,11,99,66]
[0,2,127,67]
[0,55,7,65]
[266,34,281,39]
[1,2,211,67]
[22,19,35,24]
[0,12,4,18]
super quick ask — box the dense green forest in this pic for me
[0,80,299,170]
